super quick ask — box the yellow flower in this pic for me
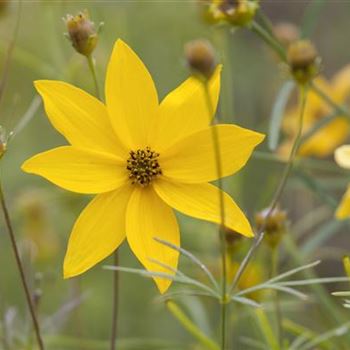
[279,65,350,158]
[226,257,265,301]
[22,39,264,293]
[334,145,350,219]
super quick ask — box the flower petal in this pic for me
[335,145,350,169]
[154,180,253,237]
[160,124,265,183]
[126,186,179,293]
[22,146,127,194]
[64,185,132,278]
[336,185,350,220]
[34,80,127,157]
[105,39,159,149]
[151,66,221,151]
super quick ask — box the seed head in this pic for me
[185,39,217,80]
[287,40,320,84]
[64,10,98,57]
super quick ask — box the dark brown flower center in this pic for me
[126,147,162,186]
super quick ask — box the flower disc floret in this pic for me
[127,147,162,186]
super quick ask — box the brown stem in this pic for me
[110,251,119,350]
[0,182,44,349]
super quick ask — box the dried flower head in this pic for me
[287,40,320,84]
[64,10,98,57]
[185,39,217,80]
[255,207,288,249]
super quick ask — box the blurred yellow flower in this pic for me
[22,39,264,293]
[227,257,265,301]
[334,145,350,219]
[279,65,350,158]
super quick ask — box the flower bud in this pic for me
[64,10,98,57]
[185,39,217,80]
[255,207,288,249]
[273,22,300,49]
[287,40,320,84]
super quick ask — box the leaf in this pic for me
[301,0,328,38]
[301,220,344,257]
[268,80,295,151]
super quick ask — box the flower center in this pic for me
[126,147,162,186]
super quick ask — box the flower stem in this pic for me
[86,55,100,100]
[203,81,227,350]
[110,251,119,350]
[271,247,283,348]
[251,21,287,62]
[229,85,308,295]
[0,180,44,349]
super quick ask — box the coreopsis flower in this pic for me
[334,145,350,219]
[279,65,350,159]
[22,39,264,293]
[226,257,265,301]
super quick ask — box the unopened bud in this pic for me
[273,22,300,48]
[185,39,217,80]
[255,207,288,249]
[64,10,98,57]
[223,226,245,255]
[287,40,320,84]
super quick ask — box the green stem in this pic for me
[203,81,227,350]
[166,301,220,350]
[110,251,119,350]
[0,180,44,349]
[251,21,287,62]
[229,85,308,295]
[87,55,100,100]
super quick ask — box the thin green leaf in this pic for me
[268,80,295,150]
[301,221,344,257]
[301,0,328,38]
[299,322,350,350]
[166,301,220,350]
[10,95,41,141]
[231,296,262,308]
[278,276,350,287]
[104,265,218,297]
[154,237,219,291]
